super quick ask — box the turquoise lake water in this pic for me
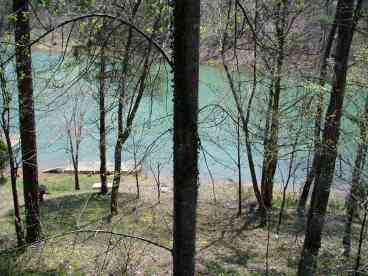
[4,50,362,187]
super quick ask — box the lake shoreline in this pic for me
[32,38,229,67]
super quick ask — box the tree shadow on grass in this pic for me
[1,192,141,275]
[197,205,259,274]
[6,192,139,235]
[196,203,355,275]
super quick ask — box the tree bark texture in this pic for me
[297,0,362,274]
[110,27,133,215]
[260,0,286,211]
[298,11,338,215]
[172,0,200,275]
[99,51,108,195]
[13,0,41,243]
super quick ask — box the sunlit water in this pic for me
[4,50,361,190]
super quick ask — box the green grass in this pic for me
[0,174,366,275]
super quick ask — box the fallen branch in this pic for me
[0,229,173,254]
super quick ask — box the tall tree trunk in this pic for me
[260,81,274,211]
[297,9,338,215]
[110,0,152,215]
[342,94,368,257]
[110,104,123,215]
[244,0,264,213]
[297,1,362,274]
[0,66,24,246]
[260,0,286,211]
[13,0,41,243]
[110,27,134,216]
[172,0,200,275]
[260,75,281,210]
[223,0,264,213]
[110,40,153,214]
[99,51,108,195]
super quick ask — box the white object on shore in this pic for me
[42,160,142,175]
[42,167,64,173]
[92,182,113,189]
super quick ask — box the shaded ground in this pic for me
[0,174,367,275]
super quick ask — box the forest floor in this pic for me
[0,173,366,275]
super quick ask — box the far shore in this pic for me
[32,37,228,65]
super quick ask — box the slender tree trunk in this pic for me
[260,83,274,212]
[13,0,41,243]
[260,0,286,212]
[0,64,25,246]
[111,0,152,215]
[73,150,80,191]
[110,107,123,216]
[226,0,264,213]
[172,0,200,275]
[297,12,338,215]
[99,51,108,195]
[222,0,263,212]
[5,131,24,246]
[156,164,161,203]
[297,1,362,274]
[68,128,80,191]
[2,121,24,245]
[110,27,134,216]
[298,152,318,214]
[223,55,263,211]
[135,169,140,199]
[245,0,264,214]
[342,95,368,257]
[260,78,281,210]
[237,117,242,217]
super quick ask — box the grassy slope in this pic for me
[0,174,366,275]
